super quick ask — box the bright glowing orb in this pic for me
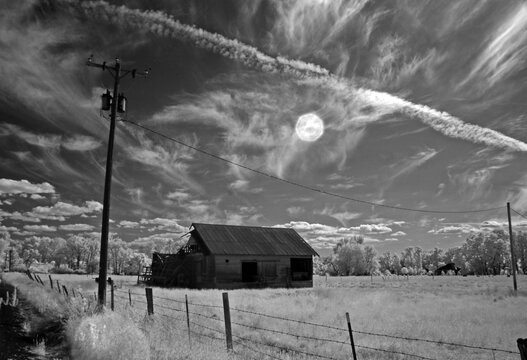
[295,113,324,142]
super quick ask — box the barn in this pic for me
[145,223,319,289]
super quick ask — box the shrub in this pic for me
[69,312,150,360]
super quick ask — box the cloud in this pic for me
[0,225,17,232]
[389,148,438,181]
[27,201,102,221]
[0,210,41,223]
[384,238,399,242]
[287,206,305,216]
[125,132,203,193]
[167,190,191,201]
[23,224,57,232]
[459,3,527,92]
[275,221,383,248]
[61,135,102,151]
[59,224,95,231]
[428,224,478,235]
[118,220,141,229]
[391,231,406,236]
[350,224,393,234]
[314,206,362,226]
[70,0,527,152]
[229,179,263,193]
[0,178,55,195]
[140,218,187,233]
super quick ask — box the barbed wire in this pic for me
[188,310,224,322]
[109,288,520,357]
[189,320,225,336]
[230,306,346,332]
[352,329,519,354]
[355,344,438,360]
[231,320,348,346]
[154,302,186,313]
[186,300,224,309]
[233,340,284,360]
[232,334,338,360]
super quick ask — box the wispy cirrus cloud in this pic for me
[69,0,527,153]
[459,3,527,93]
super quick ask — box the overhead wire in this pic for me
[120,119,503,215]
[511,207,527,221]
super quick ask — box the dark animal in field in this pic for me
[434,263,461,275]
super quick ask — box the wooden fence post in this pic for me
[49,275,53,290]
[137,265,142,285]
[145,288,154,315]
[110,281,114,311]
[71,288,76,298]
[128,289,132,307]
[222,292,233,351]
[56,280,61,294]
[185,294,191,349]
[26,270,34,281]
[62,285,69,297]
[518,338,527,360]
[345,312,358,360]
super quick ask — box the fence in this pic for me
[24,271,524,360]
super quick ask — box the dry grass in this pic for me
[2,272,526,359]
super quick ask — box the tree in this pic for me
[378,251,392,273]
[109,234,129,275]
[83,234,100,274]
[516,232,527,274]
[0,231,10,270]
[65,235,88,270]
[363,245,378,274]
[17,237,41,269]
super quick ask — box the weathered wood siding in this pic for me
[213,255,313,289]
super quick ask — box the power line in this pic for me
[120,119,503,215]
[511,207,527,222]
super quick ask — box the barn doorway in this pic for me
[242,261,258,282]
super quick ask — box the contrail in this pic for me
[67,0,527,152]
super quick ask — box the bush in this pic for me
[69,312,150,360]
[49,267,87,275]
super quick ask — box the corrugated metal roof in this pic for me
[191,223,318,256]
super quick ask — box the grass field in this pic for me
[3,273,526,360]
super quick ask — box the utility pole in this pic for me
[507,202,518,291]
[86,56,149,308]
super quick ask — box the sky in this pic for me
[2,0,527,257]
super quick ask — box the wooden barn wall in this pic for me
[213,255,313,289]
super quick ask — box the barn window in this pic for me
[290,258,312,281]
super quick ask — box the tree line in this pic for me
[0,231,185,275]
[1,229,526,276]
[314,230,527,276]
